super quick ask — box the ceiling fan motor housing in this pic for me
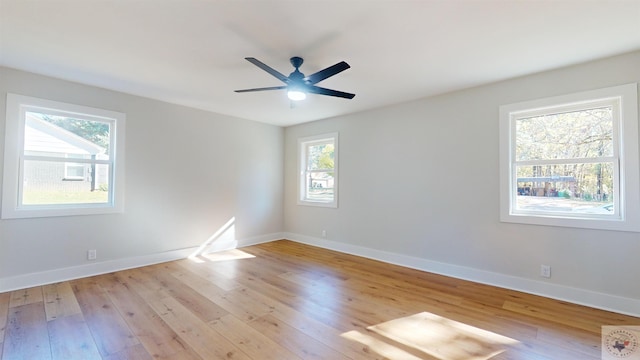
[289,57,305,82]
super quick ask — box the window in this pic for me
[499,83,640,231]
[298,133,338,207]
[2,94,125,219]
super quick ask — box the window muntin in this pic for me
[2,94,125,218]
[499,83,640,232]
[298,133,338,207]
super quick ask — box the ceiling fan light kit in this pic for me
[287,89,306,101]
[235,56,355,102]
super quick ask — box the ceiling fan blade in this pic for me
[306,85,355,99]
[235,86,287,93]
[304,61,350,84]
[244,57,289,83]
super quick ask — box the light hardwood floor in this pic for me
[0,240,638,359]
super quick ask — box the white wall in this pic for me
[0,67,284,291]
[284,50,640,316]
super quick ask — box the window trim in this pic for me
[297,132,339,208]
[2,94,126,219]
[499,83,640,232]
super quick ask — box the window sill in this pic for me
[297,200,338,208]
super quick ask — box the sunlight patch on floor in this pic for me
[188,248,255,264]
[343,311,520,360]
[341,330,425,360]
[200,249,255,262]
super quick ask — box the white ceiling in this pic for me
[2,1,640,127]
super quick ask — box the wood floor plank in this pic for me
[503,299,602,333]
[138,264,229,323]
[504,296,637,331]
[70,277,139,357]
[47,313,101,360]
[249,314,347,360]
[175,266,275,323]
[228,268,390,357]
[507,337,600,360]
[2,302,51,360]
[268,304,386,359]
[231,271,390,359]
[0,292,10,342]
[535,327,601,358]
[281,269,454,322]
[8,286,43,308]
[235,272,301,309]
[102,343,154,360]
[340,329,427,360]
[209,286,275,322]
[251,308,381,359]
[115,268,169,302]
[96,273,202,360]
[43,282,82,321]
[280,272,411,328]
[229,277,367,343]
[169,268,227,299]
[175,258,241,291]
[148,296,250,360]
[209,314,301,359]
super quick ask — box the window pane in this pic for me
[22,160,110,205]
[515,107,613,161]
[305,171,334,202]
[25,111,110,159]
[515,162,614,214]
[306,143,334,170]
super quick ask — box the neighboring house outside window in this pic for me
[298,133,338,208]
[499,83,640,232]
[2,94,125,219]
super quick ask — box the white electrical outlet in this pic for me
[87,249,97,261]
[321,230,327,238]
[540,264,551,278]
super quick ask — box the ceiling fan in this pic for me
[235,57,355,101]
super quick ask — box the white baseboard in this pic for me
[238,232,286,248]
[283,232,640,318]
[0,232,286,293]
[0,247,199,293]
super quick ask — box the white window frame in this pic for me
[2,94,126,219]
[298,132,339,208]
[499,83,640,232]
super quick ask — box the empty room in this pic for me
[1,1,640,359]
